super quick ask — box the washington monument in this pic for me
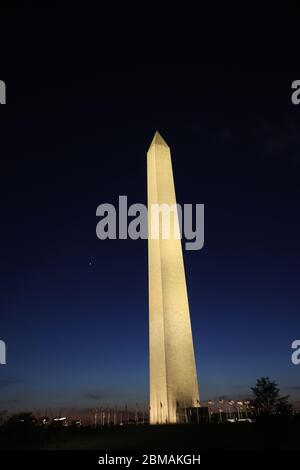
[147,131,200,424]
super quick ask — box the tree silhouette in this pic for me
[275,397,293,416]
[5,412,36,429]
[251,377,292,416]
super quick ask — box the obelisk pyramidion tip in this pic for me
[149,131,169,149]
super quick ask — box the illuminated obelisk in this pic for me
[147,131,200,424]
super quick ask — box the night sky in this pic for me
[1,10,300,415]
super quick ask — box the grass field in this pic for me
[1,421,299,450]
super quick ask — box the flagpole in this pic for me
[196,399,200,424]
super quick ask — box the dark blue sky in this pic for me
[1,12,300,413]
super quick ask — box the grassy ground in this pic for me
[1,421,300,450]
[0,422,297,451]
[44,424,267,450]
